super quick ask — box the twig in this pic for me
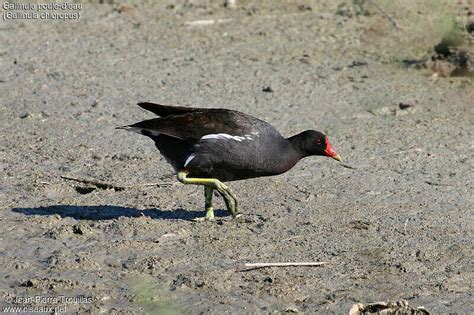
[424,180,451,187]
[243,262,328,270]
[185,11,317,28]
[61,175,125,191]
[125,182,174,188]
[60,175,173,191]
[185,18,231,27]
[366,0,401,30]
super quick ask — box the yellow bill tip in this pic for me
[333,154,342,162]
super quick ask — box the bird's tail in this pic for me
[138,102,198,117]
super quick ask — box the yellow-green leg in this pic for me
[177,171,239,219]
[192,186,215,222]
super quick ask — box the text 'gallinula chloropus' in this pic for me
[118,102,341,221]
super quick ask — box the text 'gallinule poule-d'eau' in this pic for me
[118,102,341,221]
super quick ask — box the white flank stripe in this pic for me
[201,133,253,142]
[184,153,196,167]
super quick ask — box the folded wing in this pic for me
[122,104,263,142]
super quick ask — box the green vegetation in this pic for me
[129,275,184,315]
[353,0,468,59]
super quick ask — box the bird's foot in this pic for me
[232,213,244,221]
[192,216,214,222]
[193,207,215,222]
[214,182,239,218]
[176,172,240,221]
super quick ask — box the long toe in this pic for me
[232,213,244,222]
[193,206,215,222]
[193,216,215,222]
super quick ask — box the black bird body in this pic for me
[123,103,310,181]
[118,102,341,220]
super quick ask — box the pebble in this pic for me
[262,86,274,93]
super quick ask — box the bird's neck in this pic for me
[287,133,312,156]
[270,136,307,174]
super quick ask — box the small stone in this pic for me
[19,112,29,119]
[21,279,38,287]
[75,186,95,195]
[262,86,273,93]
[466,21,474,34]
[263,277,273,283]
[298,4,312,11]
[73,224,86,235]
[399,102,413,110]
[284,306,299,313]
[224,0,237,8]
[117,4,135,14]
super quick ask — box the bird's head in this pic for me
[292,130,341,161]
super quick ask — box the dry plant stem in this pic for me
[186,11,317,28]
[60,175,173,191]
[244,262,328,269]
[185,19,231,26]
[366,0,401,30]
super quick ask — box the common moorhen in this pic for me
[118,102,341,221]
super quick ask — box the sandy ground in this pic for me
[1,1,473,313]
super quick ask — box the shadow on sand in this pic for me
[12,205,228,221]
